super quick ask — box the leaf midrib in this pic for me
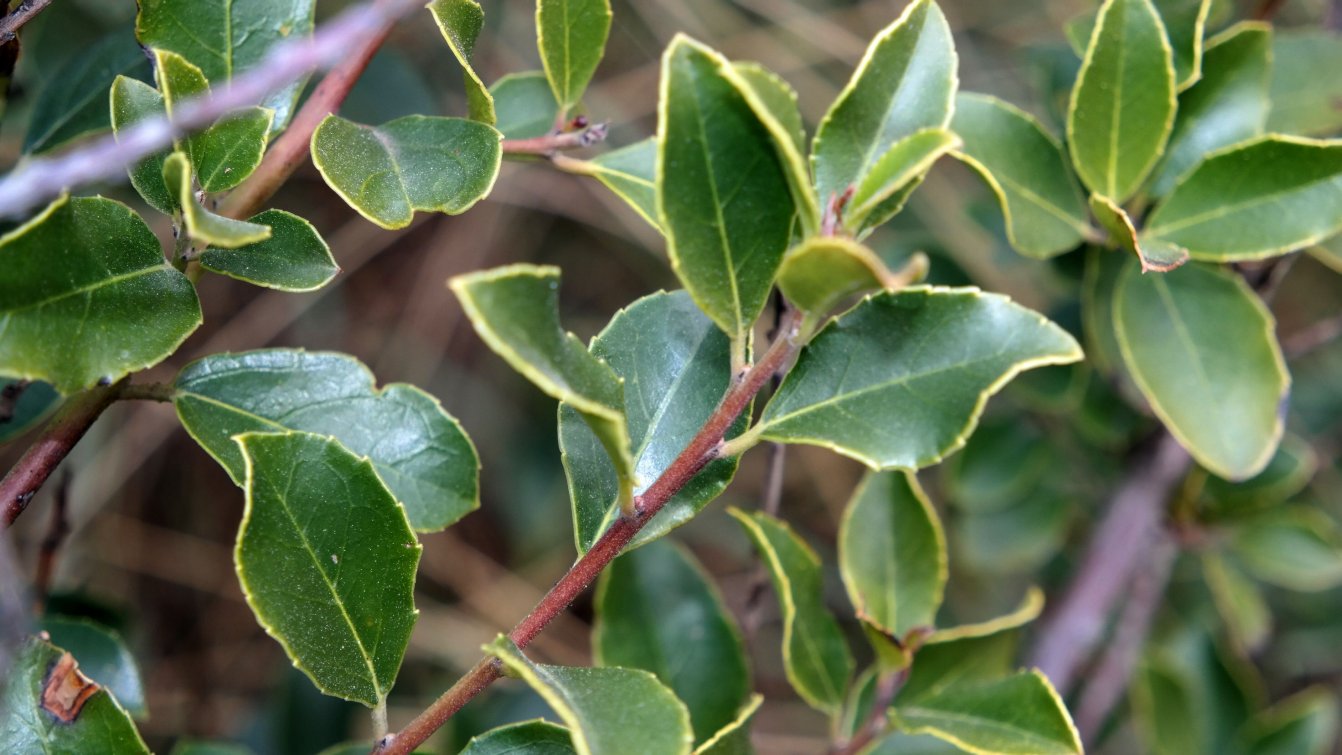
[1,266,167,314]
[1149,168,1342,237]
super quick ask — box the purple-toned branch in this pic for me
[0,0,53,43]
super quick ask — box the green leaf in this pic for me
[1143,136,1342,261]
[891,671,1082,755]
[175,349,478,532]
[200,209,339,292]
[846,128,959,234]
[1113,260,1287,479]
[163,151,272,248]
[839,471,946,640]
[923,587,1045,644]
[950,93,1091,259]
[728,508,853,715]
[1067,0,1177,203]
[536,0,612,110]
[0,195,202,393]
[460,720,578,754]
[1267,30,1342,137]
[41,616,147,718]
[1150,23,1270,198]
[723,61,819,233]
[941,418,1049,513]
[452,265,635,511]
[812,0,957,208]
[427,0,496,123]
[109,76,176,215]
[1130,657,1200,755]
[956,496,1071,573]
[170,742,254,755]
[1202,554,1271,653]
[1068,0,1214,90]
[753,288,1083,469]
[658,36,795,350]
[777,237,921,317]
[1090,193,1188,272]
[491,71,559,139]
[586,139,661,233]
[311,114,502,230]
[1231,507,1342,591]
[486,636,693,755]
[693,696,763,755]
[594,540,749,743]
[1238,688,1339,755]
[136,0,315,129]
[0,637,150,754]
[1081,248,1127,375]
[899,631,1020,704]
[1202,434,1317,517]
[0,378,60,443]
[560,291,741,553]
[24,33,151,155]
[234,431,420,707]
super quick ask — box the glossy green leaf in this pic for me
[1238,688,1339,755]
[1144,136,1342,261]
[950,93,1090,259]
[693,696,762,755]
[753,288,1083,469]
[1203,554,1271,653]
[1267,30,1342,137]
[311,114,502,229]
[1090,193,1188,272]
[41,617,147,718]
[658,36,794,349]
[729,508,853,715]
[200,209,338,292]
[1150,23,1270,198]
[1231,507,1342,591]
[847,128,958,234]
[427,0,496,123]
[0,195,201,393]
[0,378,59,443]
[136,0,315,129]
[586,139,661,232]
[899,631,1020,704]
[163,151,272,248]
[594,540,749,743]
[1067,0,1176,202]
[175,349,478,532]
[724,61,819,232]
[486,637,693,755]
[491,71,559,140]
[460,720,578,754]
[839,471,946,640]
[235,431,420,708]
[1134,625,1259,755]
[777,237,921,317]
[1202,434,1317,517]
[560,291,740,553]
[24,33,150,154]
[0,637,149,753]
[891,671,1082,755]
[109,76,175,214]
[537,0,612,110]
[924,587,1045,644]
[1069,0,1214,90]
[812,0,956,207]
[1114,260,1287,479]
[452,265,634,510]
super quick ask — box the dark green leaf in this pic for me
[0,378,59,442]
[163,151,272,248]
[311,114,502,229]
[174,349,479,532]
[586,139,661,232]
[898,630,1019,704]
[724,61,819,232]
[1090,193,1188,272]
[1130,657,1200,755]
[109,76,175,214]
[846,128,958,234]
[1203,554,1271,653]
[891,671,1082,755]
[1267,30,1342,137]
[427,0,496,123]
[41,617,146,718]
[1202,434,1317,517]
[777,237,920,317]
[200,209,339,292]
[24,33,150,155]
[1238,688,1339,755]
[537,0,612,110]
[0,195,201,393]
[235,431,420,708]
[693,696,762,755]
[170,742,254,755]
[491,71,559,140]
[1231,507,1342,591]
[1068,0,1215,90]
[460,720,577,754]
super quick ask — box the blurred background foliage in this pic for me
[1,0,1340,752]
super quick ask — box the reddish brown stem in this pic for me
[830,668,906,755]
[500,123,609,157]
[375,310,804,755]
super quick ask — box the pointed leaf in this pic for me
[560,291,740,553]
[846,128,959,234]
[427,0,496,123]
[594,540,749,743]
[1068,0,1214,89]
[486,637,693,755]
[777,237,921,316]
[924,587,1045,644]
[163,151,272,248]
[587,139,661,232]
[110,76,175,214]
[950,93,1090,259]
[1114,260,1287,479]
[0,637,149,753]
[0,196,201,393]
[311,114,502,229]
[729,508,853,715]
[1239,688,1339,755]
[24,33,151,155]
[1267,30,1342,137]
[174,349,478,532]
[40,617,147,718]
[1090,193,1188,272]
[537,0,612,110]
[658,36,794,347]
[812,0,957,207]
[693,696,762,755]
[491,71,559,139]
[452,265,634,510]
[1231,507,1342,591]
[724,61,819,232]
[1144,136,1342,261]
[1067,0,1177,202]
[891,671,1082,755]
[754,288,1083,469]
[199,210,338,292]
[235,431,420,707]
[461,720,578,754]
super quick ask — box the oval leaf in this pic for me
[754,288,1083,469]
[1067,0,1177,203]
[891,671,1082,755]
[200,209,339,292]
[428,0,496,123]
[461,720,577,754]
[40,617,147,718]
[234,431,421,708]
[163,151,272,248]
[724,61,819,232]
[25,33,151,155]
[311,114,502,229]
[175,349,479,532]
[486,637,693,755]
[1113,260,1287,479]
[0,195,202,393]
[110,76,176,215]
[1231,507,1342,591]
[491,71,559,140]
[777,237,919,317]
[537,0,611,111]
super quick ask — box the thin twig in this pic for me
[500,123,610,156]
[374,309,805,755]
[830,668,906,755]
[0,379,30,425]
[0,0,53,43]
[32,472,71,614]
[0,0,422,219]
